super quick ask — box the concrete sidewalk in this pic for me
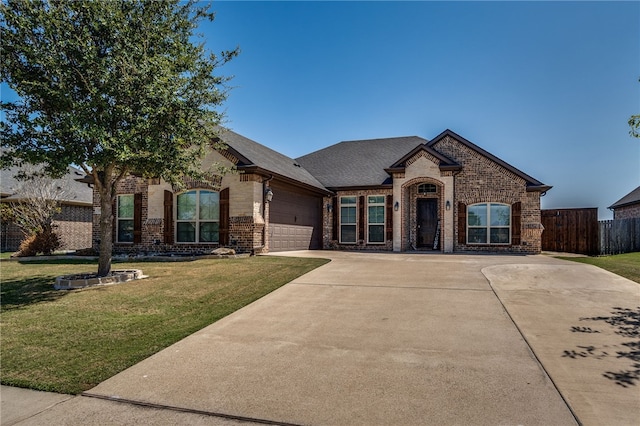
[2,252,638,425]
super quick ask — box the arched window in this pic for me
[418,183,437,194]
[176,189,220,243]
[467,203,510,244]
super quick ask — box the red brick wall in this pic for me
[613,204,640,219]
[92,175,265,255]
[323,189,393,251]
[431,135,543,254]
[1,203,91,252]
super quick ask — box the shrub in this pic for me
[14,230,61,257]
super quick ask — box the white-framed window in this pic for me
[367,195,385,243]
[467,203,511,244]
[117,194,134,243]
[176,189,220,243]
[339,196,357,243]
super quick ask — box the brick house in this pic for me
[98,129,330,255]
[93,128,550,255]
[608,186,640,219]
[1,166,93,251]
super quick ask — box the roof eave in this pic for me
[327,184,393,192]
[526,184,553,193]
[238,165,332,196]
[428,129,548,187]
[608,200,640,210]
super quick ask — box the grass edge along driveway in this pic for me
[0,256,329,394]
[557,252,640,284]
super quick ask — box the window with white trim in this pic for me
[339,196,357,243]
[117,194,134,243]
[176,190,220,243]
[467,203,510,244]
[367,195,385,243]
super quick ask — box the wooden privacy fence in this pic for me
[599,218,640,255]
[542,208,640,255]
[541,208,599,255]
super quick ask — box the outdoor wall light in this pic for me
[446,200,451,210]
[327,203,333,213]
[394,201,399,211]
[265,188,274,203]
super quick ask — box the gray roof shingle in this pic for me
[0,165,93,205]
[609,185,640,209]
[296,136,427,188]
[219,129,328,193]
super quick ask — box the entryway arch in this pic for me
[401,177,445,251]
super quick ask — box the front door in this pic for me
[417,199,438,249]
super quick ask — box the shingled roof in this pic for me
[609,185,640,209]
[0,165,92,205]
[296,136,427,189]
[219,129,329,194]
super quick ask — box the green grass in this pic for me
[557,252,640,284]
[0,256,329,394]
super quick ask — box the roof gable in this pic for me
[218,129,329,194]
[386,144,461,173]
[427,129,551,192]
[609,185,640,209]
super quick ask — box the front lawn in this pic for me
[0,256,329,394]
[557,252,640,284]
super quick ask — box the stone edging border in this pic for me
[54,269,147,290]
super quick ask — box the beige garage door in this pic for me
[269,223,314,252]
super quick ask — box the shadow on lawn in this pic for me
[563,307,640,388]
[0,276,69,310]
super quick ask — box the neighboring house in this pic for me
[1,166,93,251]
[90,128,551,255]
[608,185,640,219]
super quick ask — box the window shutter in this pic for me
[219,188,230,245]
[112,198,117,242]
[163,190,173,244]
[332,196,338,241]
[358,195,365,242]
[133,193,142,244]
[511,201,522,245]
[386,195,393,241]
[458,202,467,245]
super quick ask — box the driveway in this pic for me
[7,252,638,425]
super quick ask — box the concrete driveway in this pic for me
[5,252,638,425]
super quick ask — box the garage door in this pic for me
[268,181,323,252]
[269,224,315,252]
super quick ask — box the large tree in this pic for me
[1,0,238,275]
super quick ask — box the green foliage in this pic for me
[0,0,238,274]
[1,0,238,181]
[629,114,640,138]
[558,252,640,284]
[630,78,640,139]
[0,203,16,223]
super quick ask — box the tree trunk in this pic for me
[98,187,114,277]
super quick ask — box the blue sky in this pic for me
[205,0,639,219]
[1,1,638,219]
